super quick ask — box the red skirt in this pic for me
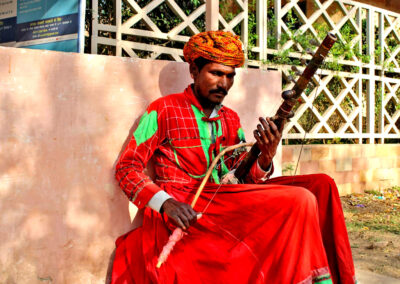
[266,174,356,284]
[111,175,350,284]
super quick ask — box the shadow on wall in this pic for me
[0,50,172,283]
[158,61,192,96]
[105,59,194,282]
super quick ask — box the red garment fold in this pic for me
[266,174,356,284]
[112,182,333,284]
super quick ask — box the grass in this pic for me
[341,186,400,235]
[341,187,400,279]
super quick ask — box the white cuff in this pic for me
[258,159,272,174]
[147,191,173,213]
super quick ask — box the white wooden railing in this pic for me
[90,0,400,144]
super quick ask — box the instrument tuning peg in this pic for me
[300,58,307,65]
[309,38,320,47]
[291,66,302,76]
[306,48,315,57]
[282,90,297,100]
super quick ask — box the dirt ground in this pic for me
[341,187,400,279]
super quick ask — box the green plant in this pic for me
[282,163,295,176]
[327,137,342,144]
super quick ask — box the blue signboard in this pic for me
[0,0,84,52]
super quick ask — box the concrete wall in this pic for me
[0,46,282,283]
[283,144,400,195]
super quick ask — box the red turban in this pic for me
[183,31,245,68]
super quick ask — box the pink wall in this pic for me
[0,47,282,282]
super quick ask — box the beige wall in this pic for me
[304,0,400,13]
[283,144,400,195]
[0,46,282,283]
[354,0,400,13]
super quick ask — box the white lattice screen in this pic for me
[91,0,400,143]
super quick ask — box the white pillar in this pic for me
[366,8,376,144]
[257,0,267,62]
[206,0,219,31]
[91,0,99,54]
[115,0,122,57]
[274,0,281,49]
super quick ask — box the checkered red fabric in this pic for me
[115,86,269,209]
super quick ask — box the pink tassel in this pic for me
[156,228,185,268]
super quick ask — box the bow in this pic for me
[156,142,254,268]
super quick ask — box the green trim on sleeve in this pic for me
[134,110,158,146]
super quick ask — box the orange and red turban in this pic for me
[183,31,244,68]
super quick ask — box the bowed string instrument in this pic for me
[234,32,338,181]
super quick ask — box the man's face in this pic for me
[191,62,236,107]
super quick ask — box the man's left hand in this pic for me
[253,117,284,171]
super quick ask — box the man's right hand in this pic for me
[161,198,199,230]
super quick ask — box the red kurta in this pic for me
[112,86,355,284]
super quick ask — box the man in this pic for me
[112,31,355,284]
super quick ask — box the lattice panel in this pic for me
[382,81,400,135]
[218,0,248,48]
[382,13,400,71]
[279,0,360,62]
[257,0,400,142]
[282,68,362,139]
[93,0,207,60]
[92,0,250,60]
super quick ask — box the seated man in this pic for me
[111,31,356,284]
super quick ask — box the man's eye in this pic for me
[211,71,222,76]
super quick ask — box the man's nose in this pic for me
[218,76,228,89]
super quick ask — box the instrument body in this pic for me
[234,33,338,181]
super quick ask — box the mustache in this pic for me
[209,88,228,96]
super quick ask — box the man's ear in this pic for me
[189,63,199,80]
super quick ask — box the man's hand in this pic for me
[254,117,284,171]
[161,198,199,230]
